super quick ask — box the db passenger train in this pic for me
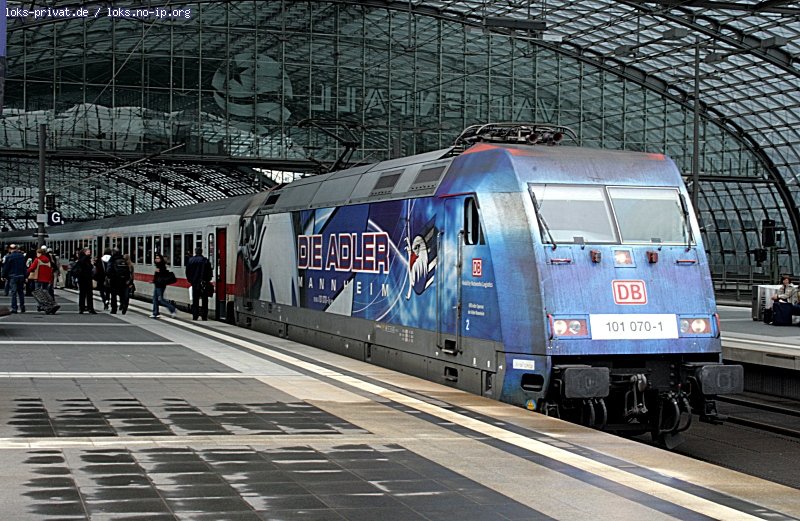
[1,124,743,446]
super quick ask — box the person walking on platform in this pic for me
[27,246,59,314]
[24,249,35,296]
[95,249,111,310]
[150,254,178,319]
[47,248,60,295]
[186,247,212,321]
[66,252,79,289]
[123,254,136,300]
[75,248,97,314]
[1,244,26,313]
[2,245,10,296]
[107,249,132,315]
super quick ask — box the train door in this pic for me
[438,197,464,354]
[215,227,228,321]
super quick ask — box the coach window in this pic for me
[122,237,128,255]
[163,235,172,265]
[207,233,215,268]
[136,236,144,264]
[173,234,182,267]
[184,233,193,264]
[154,235,161,259]
[145,236,153,265]
[464,197,485,245]
[196,232,202,254]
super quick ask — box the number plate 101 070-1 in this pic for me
[588,314,679,340]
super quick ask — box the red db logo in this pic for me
[612,280,647,305]
[472,258,483,278]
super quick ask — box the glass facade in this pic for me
[2,1,798,278]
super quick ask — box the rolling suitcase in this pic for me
[32,288,60,315]
[772,301,792,326]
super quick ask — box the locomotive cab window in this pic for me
[529,184,617,244]
[607,187,691,245]
[464,197,485,245]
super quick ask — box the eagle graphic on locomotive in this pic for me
[1,123,742,447]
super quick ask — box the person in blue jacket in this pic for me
[1,244,27,313]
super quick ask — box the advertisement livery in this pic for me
[236,135,743,447]
[239,197,500,343]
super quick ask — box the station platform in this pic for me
[0,291,798,521]
[718,303,800,370]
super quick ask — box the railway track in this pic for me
[718,395,800,439]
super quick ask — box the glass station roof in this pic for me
[3,0,799,275]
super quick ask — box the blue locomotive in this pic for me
[236,123,744,447]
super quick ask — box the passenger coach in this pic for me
[0,196,252,321]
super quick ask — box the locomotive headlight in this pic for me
[680,319,690,333]
[691,318,709,334]
[550,318,588,337]
[614,250,633,265]
[554,320,568,336]
[568,320,582,334]
[678,316,713,336]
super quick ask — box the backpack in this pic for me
[112,257,131,282]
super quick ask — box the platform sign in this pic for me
[0,0,5,114]
[47,211,64,226]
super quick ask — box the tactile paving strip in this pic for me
[23,444,548,520]
[9,398,368,438]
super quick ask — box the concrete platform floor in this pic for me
[0,290,796,521]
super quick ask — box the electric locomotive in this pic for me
[236,123,743,446]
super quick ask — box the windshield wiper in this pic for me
[678,194,695,251]
[531,193,557,250]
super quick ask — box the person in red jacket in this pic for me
[27,247,59,314]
